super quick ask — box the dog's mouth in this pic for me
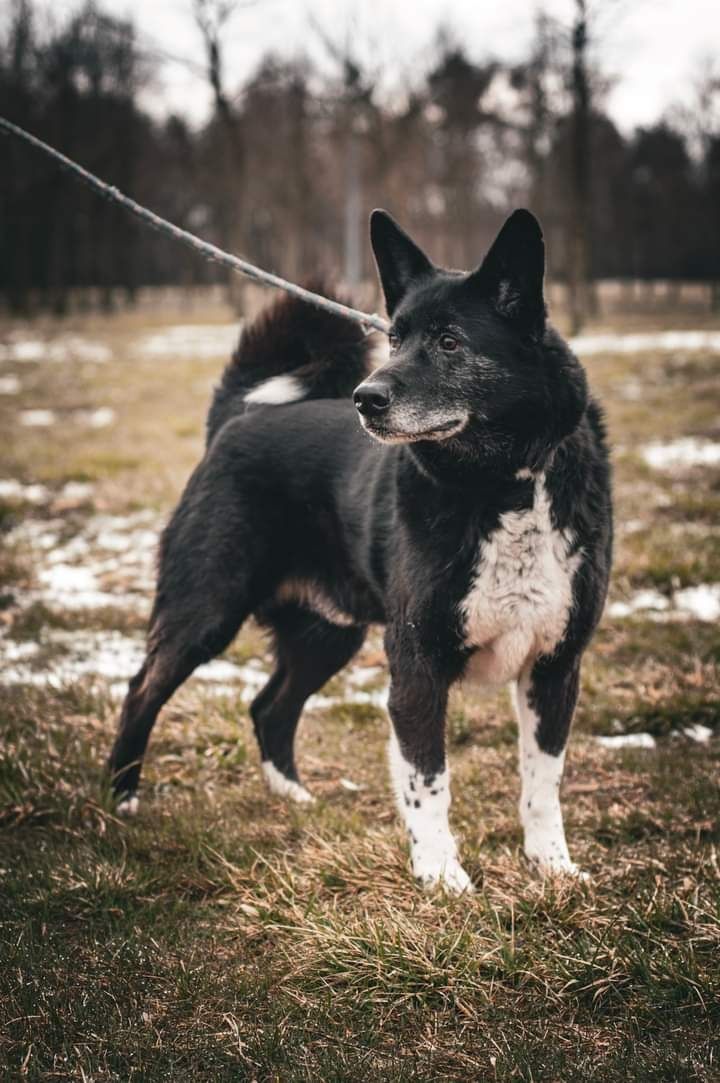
[360,415,468,444]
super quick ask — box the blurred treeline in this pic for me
[1,0,719,324]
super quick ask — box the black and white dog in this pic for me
[109,209,612,891]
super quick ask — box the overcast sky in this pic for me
[49,0,719,133]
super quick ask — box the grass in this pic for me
[0,309,719,1081]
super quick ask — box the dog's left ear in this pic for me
[466,209,546,332]
[370,209,434,316]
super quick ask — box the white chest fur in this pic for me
[459,475,580,686]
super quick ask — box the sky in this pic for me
[48,0,719,134]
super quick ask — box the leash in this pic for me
[0,116,390,336]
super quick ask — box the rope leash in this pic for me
[0,116,390,336]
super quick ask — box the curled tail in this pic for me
[206,282,374,444]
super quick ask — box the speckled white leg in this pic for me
[388,731,472,893]
[511,676,583,876]
[261,760,315,804]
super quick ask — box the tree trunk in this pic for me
[567,0,590,335]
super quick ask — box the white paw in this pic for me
[116,794,139,817]
[414,854,474,894]
[261,761,315,804]
[526,848,589,880]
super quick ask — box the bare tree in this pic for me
[192,0,257,305]
[567,0,590,333]
[312,19,377,287]
[193,0,248,131]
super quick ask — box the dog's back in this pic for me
[206,283,373,444]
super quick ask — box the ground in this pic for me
[0,301,719,1082]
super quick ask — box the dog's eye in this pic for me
[439,334,459,352]
[388,332,399,351]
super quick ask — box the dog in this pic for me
[109,208,612,891]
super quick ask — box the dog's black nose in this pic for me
[353,381,392,417]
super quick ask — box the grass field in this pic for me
[1,305,719,1081]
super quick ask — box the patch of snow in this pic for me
[674,584,720,622]
[0,334,112,364]
[20,409,56,427]
[2,639,41,663]
[195,658,250,683]
[0,338,46,362]
[6,509,164,616]
[620,519,646,535]
[304,685,389,712]
[346,665,384,687]
[618,379,644,401]
[136,324,239,360]
[75,407,116,428]
[595,733,657,750]
[305,693,339,710]
[607,589,669,619]
[609,584,720,623]
[1,631,144,687]
[571,330,720,356]
[683,723,713,744]
[36,563,135,611]
[345,687,390,709]
[0,375,21,394]
[642,438,720,470]
[0,480,93,510]
[59,481,94,502]
[0,480,51,504]
[0,628,272,698]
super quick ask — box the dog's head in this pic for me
[354,209,587,468]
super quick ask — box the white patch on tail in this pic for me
[244,375,305,405]
[261,760,314,804]
[388,730,472,893]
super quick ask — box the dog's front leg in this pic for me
[385,636,472,893]
[511,657,586,877]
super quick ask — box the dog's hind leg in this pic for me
[109,600,251,811]
[251,607,366,803]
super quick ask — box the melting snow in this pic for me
[135,324,239,360]
[346,665,384,687]
[0,480,51,504]
[59,481,94,503]
[20,409,56,427]
[571,330,720,356]
[19,407,117,430]
[1,628,266,697]
[673,584,720,622]
[75,407,116,429]
[0,480,93,508]
[0,334,112,364]
[607,590,669,619]
[642,438,720,470]
[7,509,161,612]
[595,733,657,750]
[683,723,713,744]
[608,584,720,623]
[0,375,21,394]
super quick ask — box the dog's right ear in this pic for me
[370,210,434,316]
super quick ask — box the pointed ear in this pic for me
[467,210,546,332]
[370,209,434,316]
